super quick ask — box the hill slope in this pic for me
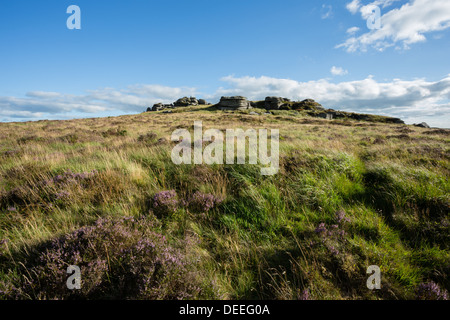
[0,106,449,300]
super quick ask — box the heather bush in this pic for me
[152,190,179,217]
[0,217,211,300]
[188,191,223,214]
[297,289,310,300]
[314,210,350,245]
[312,210,360,282]
[416,281,449,300]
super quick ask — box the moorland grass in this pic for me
[0,106,448,300]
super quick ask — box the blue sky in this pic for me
[1,0,450,127]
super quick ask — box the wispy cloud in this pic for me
[339,0,450,52]
[321,4,333,19]
[346,26,360,35]
[330,66,349,76]
[346,0,361,14]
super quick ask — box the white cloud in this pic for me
[331,66,349,76]
[339,0,450,52]
[346,0,361,14]
[346,26,360,34]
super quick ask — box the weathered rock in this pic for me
[174,97,198,107]
[198,99,207,105]
[265,97,288,110]
[414,122,430,128]
[174,97,189,107]
[218,96,251,110]
[189,97,198,106]
[149,103,174,112]
[152,103,165,111]
[250,101,266,108]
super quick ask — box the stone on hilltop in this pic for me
[264,97,290,110]
[149,103,174,112]
[218,96,251,110]
[152,103,165,111]
[174,97,198,107]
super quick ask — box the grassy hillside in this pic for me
[0,105,449,300]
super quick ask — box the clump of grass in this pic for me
[58,134,79,144]
[137,132,158,144]
[102,128,127,138]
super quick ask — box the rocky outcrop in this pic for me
[174,97,198,107]
[218,96,251,110]
[147,96,212,111]
[147,96,211,112]
[150,103,174,112]
[265,97,290,110]
[152,103,165,112]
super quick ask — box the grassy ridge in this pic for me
[0,106,449,299]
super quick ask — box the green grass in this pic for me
[0,106,448,300]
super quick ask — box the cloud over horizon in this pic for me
[213,74,450,127]
[1,75,449,128]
